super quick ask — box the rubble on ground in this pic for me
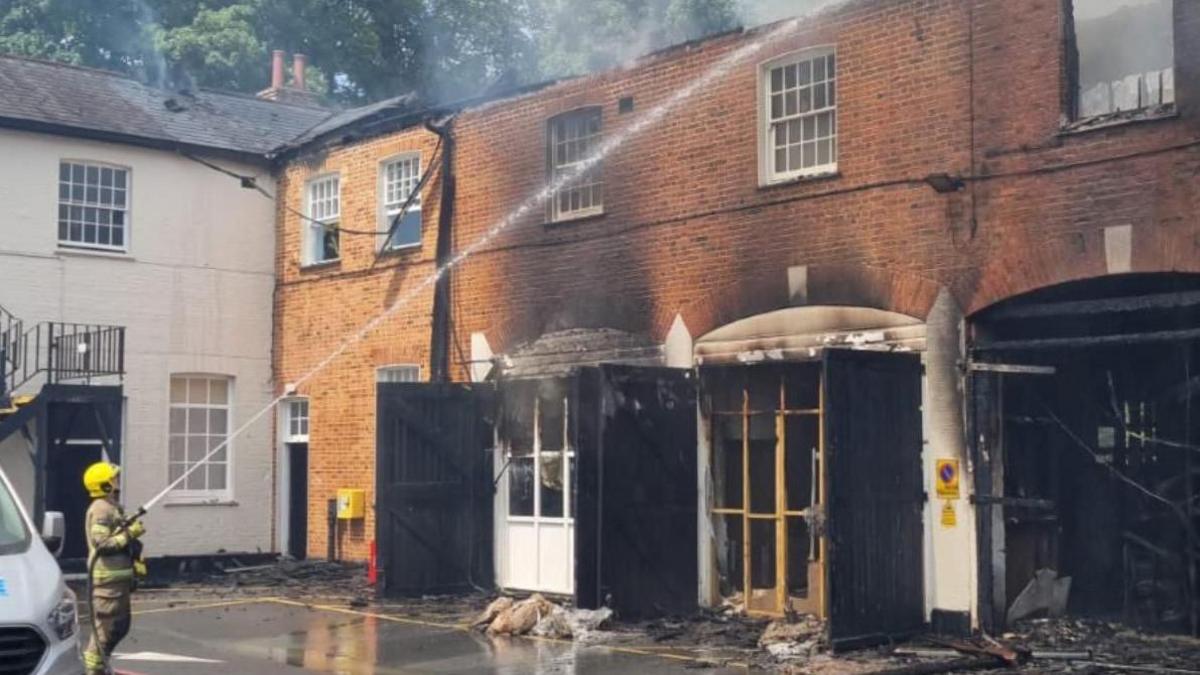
[759,614,827,660]
[472,592,614,639]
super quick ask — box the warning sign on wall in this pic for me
[935,459,960,499]
[941,501,957,527]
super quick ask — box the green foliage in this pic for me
[0,0,749,104]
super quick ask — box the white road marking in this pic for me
[114,651,224,664]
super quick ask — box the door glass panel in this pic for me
[784,362,821,409]
[785,416,819,512]
[717,514,744,596]
[509,456,534,516]
[540,451,564,517]
[787,517,813,595]
[749,519,777,589]
[712,414,743,509]
[748,414,776,514]
[748,368,780,411]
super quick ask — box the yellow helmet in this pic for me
[83,462,120,498]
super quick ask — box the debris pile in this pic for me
[473,593,613,640]
[758,614,827,660]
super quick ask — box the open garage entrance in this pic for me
[970,274,1200,636]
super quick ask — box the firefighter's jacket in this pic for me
[86,497,134,586]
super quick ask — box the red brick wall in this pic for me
[275,0,1200,560]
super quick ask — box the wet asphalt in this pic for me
[94,596,742,674]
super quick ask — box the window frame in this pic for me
[1064,0,1176,122]
[283,397,310,443]
[167,374,234,502]
[757,46,839,187]
[57,160,132,253]
[303,173,341,267]
[547,107,605,224]
[378,153,424,252]
[504,386,574,524]
[376,364,422,383]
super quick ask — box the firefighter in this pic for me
[82,461,145,675]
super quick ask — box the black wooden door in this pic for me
[376,383,493,596]
[45,441,101,561]
[824,349,925,650]
[575,365,698,617]
[287,443,308,560]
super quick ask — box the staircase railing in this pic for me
[0,305,22,402]
[1,313,125,396]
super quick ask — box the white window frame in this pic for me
[303,173,340,266]
[376,364,422,383]
[758,46,838,186]
[283,398,310,443]
[505,393,574,524]
[57,160,131,252]
[378,153,423,251]
[548,108,604,223]
[167,374,234,501]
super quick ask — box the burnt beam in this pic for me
[977,327,1200,351]
[982,290,1200,322]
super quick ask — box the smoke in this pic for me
[529,0,849,82]
[740,0,836,27]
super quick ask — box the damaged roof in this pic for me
[0,55,333,159]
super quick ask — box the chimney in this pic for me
[292,53,308,92]
[257,49,323,107]
[270,50,285,91]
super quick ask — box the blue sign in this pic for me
[0,578,8,597]
[939,463,955,483]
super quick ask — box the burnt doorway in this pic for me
[823,349,925,650]
[287,443,308,560]
[971,274,1200,636]
[704,362,826,617]
[702,351,925,648]
[376,382,494,596]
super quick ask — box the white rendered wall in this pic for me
[0,128,276,555]
[921,289,978,622]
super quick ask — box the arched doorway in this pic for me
[969,273,1200,636]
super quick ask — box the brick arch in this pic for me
[671,263,946,340]
[963,230,1200,316]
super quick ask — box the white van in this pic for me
[0,465,81,675]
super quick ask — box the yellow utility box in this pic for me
[336,489,366,520]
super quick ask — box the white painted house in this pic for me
[0,55,331,558]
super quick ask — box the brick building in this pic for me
[273,0,1200,641]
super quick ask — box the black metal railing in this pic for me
[0,305,22,402]
[1,311,125,396]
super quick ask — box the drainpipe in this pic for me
[425,116,456,383]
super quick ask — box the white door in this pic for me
[495,383,574,595]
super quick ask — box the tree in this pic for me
[0,0,747,104]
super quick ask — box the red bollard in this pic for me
[367,539,377,585]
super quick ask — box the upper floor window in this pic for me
[169,374,232,497]
[761,48,837,184]
[58,161,129,251]
[548,108,603,223]
[380,155,422,250]
[1071,0,1174,119]
[304,174,340,265]
[377,364,421,383]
